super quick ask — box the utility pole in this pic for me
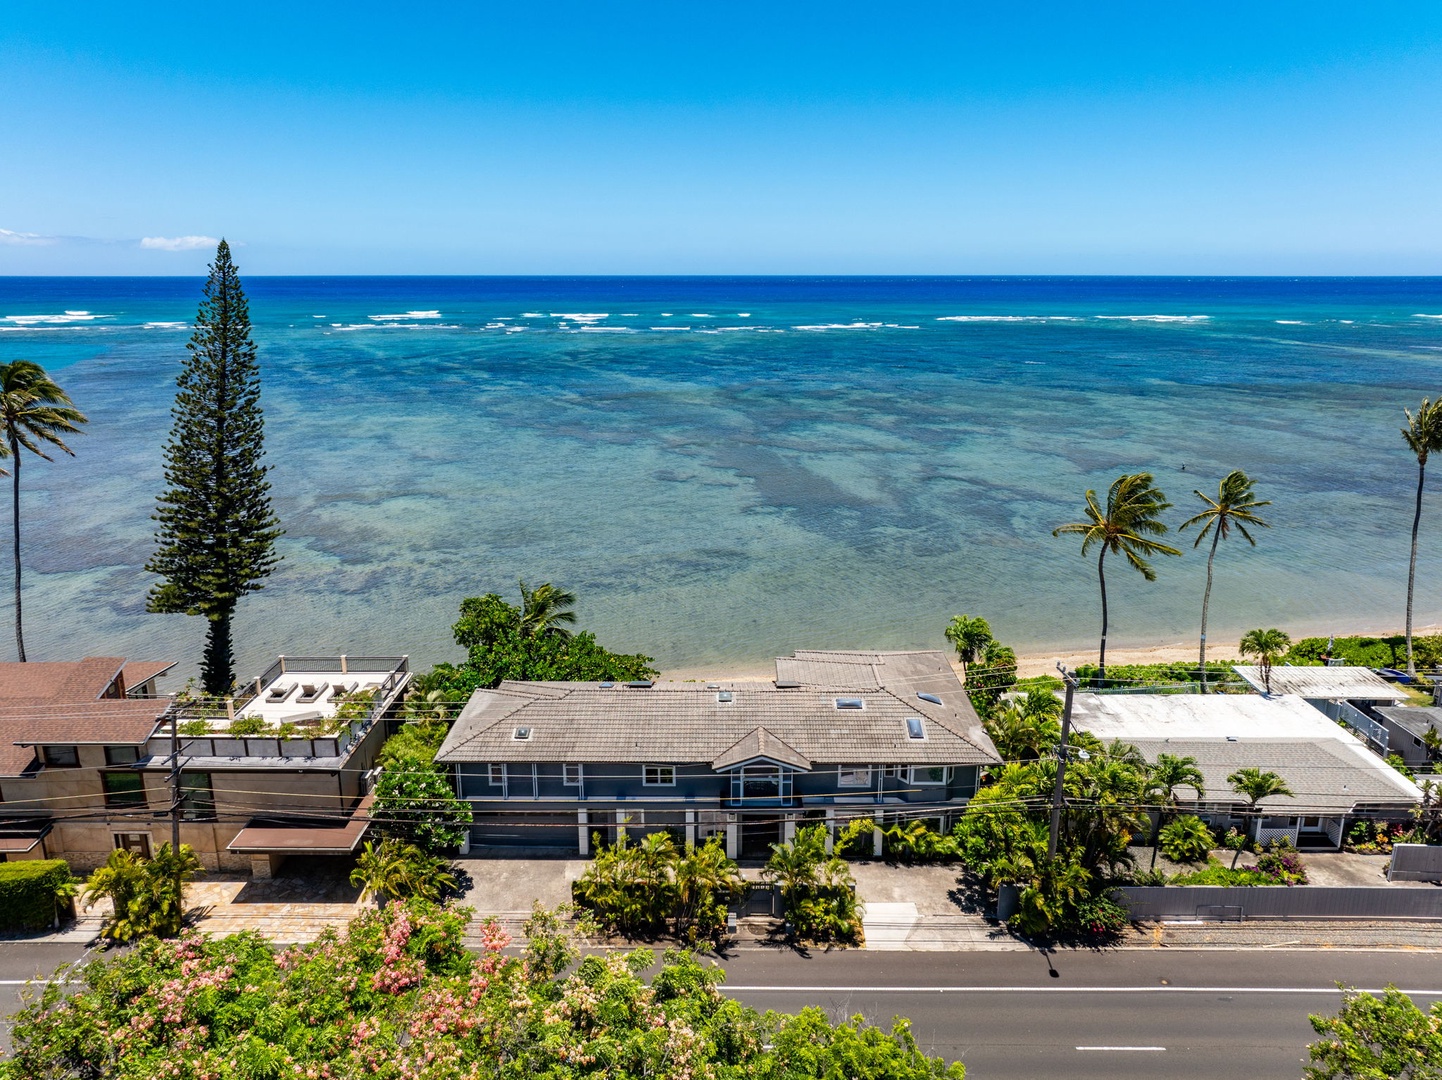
[169,702,182,851]
[1047,665,1078,860]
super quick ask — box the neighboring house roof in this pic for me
[120,661,178,693]
[1071,691,1422,813]
[438,649,998,767]
[1123,737,1421,813]
[1072,692,1341,741]
[226,794,375,855]
[1375,706,1442,741]
[1232,665,1409,702]
[0,657,175,777]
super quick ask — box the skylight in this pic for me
[626,680,654,689]
[513,726,532,741]
[599,682,615,688]
[717,691,734,703]
[905,716,926,740]
[835,698,865,710]
[917,692,943,705]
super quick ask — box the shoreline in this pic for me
[658,624,1442,685]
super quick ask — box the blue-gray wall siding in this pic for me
[456,762,978,803]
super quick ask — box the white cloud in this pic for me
[140,235,219,251]
[0,228,57,246]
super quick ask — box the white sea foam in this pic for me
[620,312,639,317]
[312,315,326,318]
[2,311,113,325]
[649,326,689,331]
[521,312,544,318]
[1094,315,1209,322]
[549,312,608,323]
[369,310,442,321]
[884,324,921,329]
[793,322,883,331]
[577,326,633,333]
[1276,320,1304,325]
[661,312,673,317]
[1340,319,1355,324]
[690,313,713,318]
[1414,314,1442,319]
[143,321,188,329]
[738,313,751,317]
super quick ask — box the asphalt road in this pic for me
[712,949,1442,1080]
[2,942,1438,1078]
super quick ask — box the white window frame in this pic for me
[909,765,952,786]
[488,764,503,786]
[563,763,583,787]
[838,765,872,788]
[643,764,676,787]
[882,764,902,778]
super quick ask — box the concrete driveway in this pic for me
[453,856,587,919]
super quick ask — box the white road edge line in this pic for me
[1077,1046,1166,1051]
[722,985,1442,994]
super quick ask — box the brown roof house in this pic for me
[0,657,176,868]
[0,654,411,877]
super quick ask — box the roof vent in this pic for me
[917,692,943,705]
[1226,736,1238,742]
[513,726,532,741]
[626,680,654,689]
[835,698,865,711]
[717,691,734,703]
[706,683,720,690]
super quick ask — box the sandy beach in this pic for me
[659,625,1442,686]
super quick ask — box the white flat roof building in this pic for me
[1232,665,1408,703]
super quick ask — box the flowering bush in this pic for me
[2,901,964,1079]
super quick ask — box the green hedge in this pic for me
[0,859,73,931]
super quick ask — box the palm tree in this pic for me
[1146,753,1205,868]
[944,614,993,684]
[518,580,577,640]
[1053,473,1181,682]
[0,361,87,661]
[1227,767,1294,860]
[983,690,1062,761]
[1179,471,1271,692]
[1239,627,1292,696]
[1403,400,1442,676]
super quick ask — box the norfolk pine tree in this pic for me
[145,241,281,695]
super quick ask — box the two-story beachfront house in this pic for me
[1,654,410,876]
[436,649,1000,858]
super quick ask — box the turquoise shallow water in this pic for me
[3,276,1442,681]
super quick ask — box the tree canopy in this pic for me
[145,240,281,694]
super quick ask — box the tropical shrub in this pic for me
[1287,634,1442,671]
[1306,985,1442,1079]
[834,815,877,858]
[335,689,376,721]
[883,820,958,864]
[1169,853,1306,886]
[227,714,268,736]
[1,901,966,1080]
[1387,753,1417,780]
[1253,846,1308,884]
[765,825,862,943]
[372,763,473,855]
[983,689,1062,760]
[1073,894,1131,941]
[350,839,457,906]
[1158,814,1216,863]
[82,843,203,943]
[0,860,76,932]
[1071,661,1241,689]
[572,833,747,943]
[377,718,449,769]
[178,718,211,737]
[1348,819,1411,854]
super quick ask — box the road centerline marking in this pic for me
[1077,1045,1166,1051]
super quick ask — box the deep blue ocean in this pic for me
[4,275,1442,682]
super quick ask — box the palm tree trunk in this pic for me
[1097,549,1109,683]
[9,434,22,663]
[1199,527,1220,693]
[1408,460,1426,677]
[1149,808,1165,870]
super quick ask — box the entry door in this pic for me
[114,832,151,858]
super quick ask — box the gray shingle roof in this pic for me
[437,650,998,768]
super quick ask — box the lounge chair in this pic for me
[266,683,296,704]
[296,683,327,704]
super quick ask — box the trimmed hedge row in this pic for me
[0,859,73,931]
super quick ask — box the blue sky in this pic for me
[3,2,1442,274]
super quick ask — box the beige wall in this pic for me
[1,740,367,873]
